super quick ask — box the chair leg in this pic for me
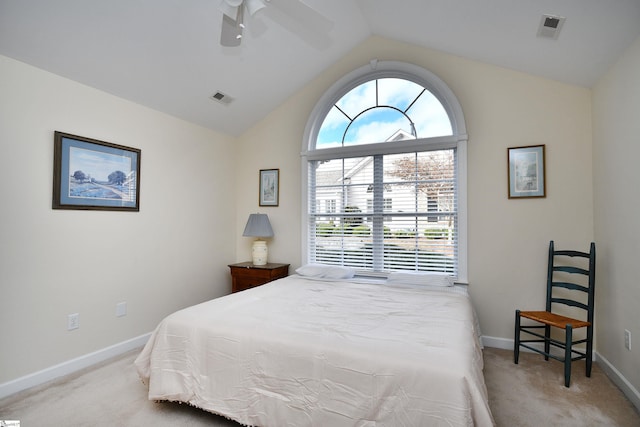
[586,326,593,378]
[514,310,521,364]
[564,325,573,387]
[544,324,551,361]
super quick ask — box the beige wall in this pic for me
[236,35,594,343]
[0,55,237,383]
[593,35,640,393]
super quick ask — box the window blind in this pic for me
[308,149,457,276]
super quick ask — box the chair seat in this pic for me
[519,310,591,329]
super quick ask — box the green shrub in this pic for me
[316,222,336,236]
[393,229,417,238]
[351,225,371,236]
[424,227,449,239]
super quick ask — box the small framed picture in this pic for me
[53,131,141,211]
[259,169,279,206]
[508,145,546,199]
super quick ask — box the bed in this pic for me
[135,271,495,426]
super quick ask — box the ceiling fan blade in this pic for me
[245,0,267,17]
[220,13,242,47]
[263,0,334,48]
[267,0,333,34]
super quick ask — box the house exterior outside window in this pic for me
[302,61,468,281]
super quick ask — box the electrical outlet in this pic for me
[624,329,631,351]
[116,301,127,317]
[67,313,79,331]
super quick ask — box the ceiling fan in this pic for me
[218,0,333,48]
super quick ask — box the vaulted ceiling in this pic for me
[1,0,639,136]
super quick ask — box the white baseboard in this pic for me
[595,352,640,412]
[0,333,150,400]
[482,335,513,350]
[483,335,640,413]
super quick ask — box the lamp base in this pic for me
[252,240,268,265]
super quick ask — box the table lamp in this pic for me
[242,213,274,265]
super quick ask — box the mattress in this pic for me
[135,275,494,426]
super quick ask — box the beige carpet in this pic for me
[484,348,639,426]
[1,347,638,426]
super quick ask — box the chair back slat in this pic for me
[551,281,588,293]
[554,249,590,258]
[553,265,590,275]
[546,241,596,323]
[550,297,589,311]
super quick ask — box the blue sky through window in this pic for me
[317,78,452,148]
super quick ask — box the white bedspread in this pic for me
[135,275,494,426]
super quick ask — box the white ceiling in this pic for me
[1,0,639,136]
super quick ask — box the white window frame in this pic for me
[301,61,468,282]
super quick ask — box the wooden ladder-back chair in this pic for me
[514,240,596,387]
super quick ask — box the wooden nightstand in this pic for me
[228,262,290,293]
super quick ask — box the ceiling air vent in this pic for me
[210,91,234,105]
[537,14,565,40]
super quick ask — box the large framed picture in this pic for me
[508,144,545,199]
[53,131,141,211]
[259,168,279,207]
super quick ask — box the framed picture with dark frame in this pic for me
[259,168,279,207]
[53,131,141,211]
[508,144,546,199]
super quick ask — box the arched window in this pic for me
[302,61,468,280]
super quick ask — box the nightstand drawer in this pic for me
[228,262,289,293]
[232,269,271,289]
